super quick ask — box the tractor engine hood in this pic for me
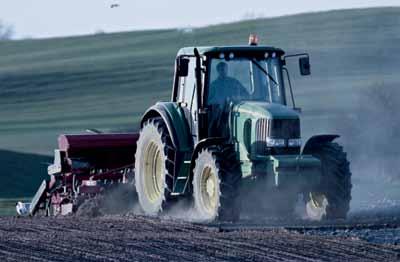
[232,101,300,121]
[232,101,301,156]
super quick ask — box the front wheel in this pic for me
[304,142,352,221]
[192,146,241,222]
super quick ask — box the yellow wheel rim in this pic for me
[200,166,218,213]
[143,141,164,203]
[309,192,328,209]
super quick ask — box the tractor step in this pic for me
[172,161,191,195]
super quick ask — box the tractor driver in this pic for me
[208,62,249,105]
[208,62,248,136]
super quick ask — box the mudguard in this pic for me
[141,102,193,194]
[302,134,339,155]
[141,102,192,152]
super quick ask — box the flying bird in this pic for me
[111,4,120,8]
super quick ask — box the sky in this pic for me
[0,0,399,39]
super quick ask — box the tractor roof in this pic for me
[177,45,285,57]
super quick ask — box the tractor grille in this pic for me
[255,118,300,140]
[269,119,300,139]
[255,119,270,143]
[254,118,300,155]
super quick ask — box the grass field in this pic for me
[0,7,399,201]
[0,199,16,216]
[0,198,29,216]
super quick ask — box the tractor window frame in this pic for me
[176,56,197,109]
[203,54,288,106]
[175,55,200,141]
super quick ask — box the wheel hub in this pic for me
[206,177,215,198]
[200,166,218,213]
[309,192,328,209]
[143,140,164,203]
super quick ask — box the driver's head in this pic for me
[216,62,228,78]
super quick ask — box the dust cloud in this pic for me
[326,82,400,214]
[77,84,400,221]
[75,183,141,217]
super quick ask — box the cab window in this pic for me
[178,58,197,109]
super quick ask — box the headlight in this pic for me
[266,137,286,147]
[288,138,302,147]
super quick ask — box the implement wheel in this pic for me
[305,142,352,220]
[135,119,173,215]
[192,146,241,222]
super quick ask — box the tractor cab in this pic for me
[172,36,310,144]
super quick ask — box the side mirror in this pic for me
[177,57,189,77]
[299,57,311,76]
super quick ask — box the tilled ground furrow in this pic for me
[233,231,397,261]
[294,240,385,261]
[195,240,270,261]
[210,235,291,261]
[5,240,90,262]
[0,242,62,262]
[235,232,329,260]
[321,237,400,260]
[168,236,231,261]
[235,232,337,261]
[218,231,340,261]
[0,217,399,261]
[223,235,318,261]
[286,233,375,259]
[281,237,360,260]
[195,232,281,261]
[39,241,117,261]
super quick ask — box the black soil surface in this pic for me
[0,215,399,262]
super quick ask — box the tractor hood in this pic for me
[233,101,300,120]
[231,101,302,160]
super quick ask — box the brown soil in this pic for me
[0,215,399,261]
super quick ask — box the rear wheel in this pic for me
[304,142,352,220]
[192,146,241,222]
[135,119,173,215]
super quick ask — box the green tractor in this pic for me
[134,36,351,221]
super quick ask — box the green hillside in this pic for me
[0,7,399,197]
[0,150,51,197]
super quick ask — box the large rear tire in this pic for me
[304,142,352,220]
[192,146,241,222]
[135,119,173,216]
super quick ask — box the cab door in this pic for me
[176,57,198,144]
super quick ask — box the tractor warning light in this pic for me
[249,34,259,46]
